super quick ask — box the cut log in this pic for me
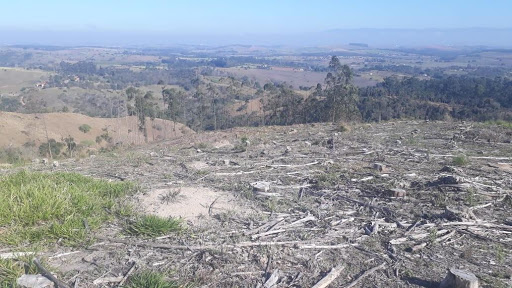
[312,264,345,288]
[263,269,279,288]
[439,268,479,288]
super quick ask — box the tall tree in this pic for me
[207,83,218,130]
[162,88,183,134]
[325,56,359,122]
[126,87,157,143]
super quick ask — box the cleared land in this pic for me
[1,120,510,287]
[0,67,50,95]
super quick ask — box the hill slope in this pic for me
[0,112,193,149]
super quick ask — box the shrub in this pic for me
[0,147,25,165]
[38,139,64,157]
[78,124,92,133]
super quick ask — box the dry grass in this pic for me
[0,112,194,153]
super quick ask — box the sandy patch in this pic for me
[138,186,239,224]
[212,139,234,149]
[189,161,209,170]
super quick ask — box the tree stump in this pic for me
[439,268,479,288]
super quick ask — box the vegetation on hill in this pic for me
[1,46,512,144]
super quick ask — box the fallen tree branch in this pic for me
[118,261,136,287]
[441,221,512,231]
[312,264,345,288]
[343,262,386,288]
[0,252,35,260]
[33,258,71,288]
[458,229,512,247]
[92,276,124,285]
[251,229,287,240]
[208,196,221,216]
[267,161,319,168]
[215,170,259,176]
[335,194,405,229]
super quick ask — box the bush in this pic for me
[0,147,25,165]
[78,124,92,133]
[38,139,64,157]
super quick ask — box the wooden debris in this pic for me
[92,276,124,285]
[0,252,35,259]
[439,268,479,288]
[407,242,427,253]
[33,258,70,288]
[344,262,386,288]
[311,264,345,288]
[118,261,136,287]
[263,269,279,288]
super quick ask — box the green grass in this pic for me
[485,120,512,129]
[452,155,469,166]
[0,256,40,287]
[0,171,135,246]
[126,270,180,288]
[126,215,183,237]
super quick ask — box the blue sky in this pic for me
[1,0,511,34]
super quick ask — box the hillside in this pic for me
[0,112,193,151]
[1,120,510,287]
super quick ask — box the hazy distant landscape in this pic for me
[2,28,512,47]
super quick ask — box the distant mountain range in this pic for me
[0,28,511,48]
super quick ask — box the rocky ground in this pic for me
[5,120,512,287]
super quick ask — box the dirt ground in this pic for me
[3,120,512,287]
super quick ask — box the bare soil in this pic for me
[138,186,240,224]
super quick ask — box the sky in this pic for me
[1,0,511,34]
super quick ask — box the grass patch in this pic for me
[0,256,40,287]
[0,171,135,246]
[126,215,183,237]
[485,120,512,129]
[126,270,180,288]
[334,122,351,133]
[452,155,469,166]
